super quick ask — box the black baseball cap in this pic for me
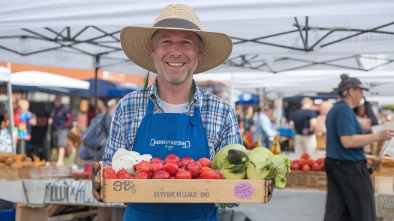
[332,74,369,94]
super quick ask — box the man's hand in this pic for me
[92,161,102,202]
[366,159,381,174]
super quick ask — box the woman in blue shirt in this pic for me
[324,74,394,221]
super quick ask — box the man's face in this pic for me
[151,29,203,85]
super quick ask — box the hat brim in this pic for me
[120,26,233,74]
[332,84,370,94]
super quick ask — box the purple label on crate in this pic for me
[233,182,254,199]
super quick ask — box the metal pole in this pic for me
[275,92,283,129]
[229,73,235,109]
[94,55,100,115]
[7,81,15,153]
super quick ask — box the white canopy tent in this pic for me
[10,71,90,96]
[0,0,393,115]
[0,0,393,75]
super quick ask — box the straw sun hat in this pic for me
[120,4,233,74]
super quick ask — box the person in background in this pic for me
[290,97,317,155]
[253,106,276,148]
[76,98,117,167]
[87,97,106,126]
[315,101,333,150]
[354,99,375,133]
[243,106,254,134]
[324,74,394,221]
[93,4,243,220]
[48,95,73,166]
[15,99,37,140]
[264,106,275,126]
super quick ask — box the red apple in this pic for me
[164,154,180,165]
[179,157,195,169]
[199,170,223,179]
[135,161,154,178]
[312,162,321,171]
[198,158,211,168]
[302,164,311,171]
[151,157,164,164]
[163,161,179,176]
[301,152,311,160]
[307,159,315,167]
[290,162,299,171]
[152,170,171,179]
[201,167,213,173]
[186,162,201,178]
[135,171,149,179]
[175,169,192,179]
[298,159,307,169]
[151,161,164,173]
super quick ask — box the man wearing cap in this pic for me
[92,4,242,220]
[324,74,394,221]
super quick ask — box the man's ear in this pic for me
[197,46,204,61]
[150,43,155,58]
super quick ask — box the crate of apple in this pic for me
[103,154,223,179]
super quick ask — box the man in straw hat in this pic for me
[323,74,394,221]
[92,4,245,220]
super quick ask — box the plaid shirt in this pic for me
[103,79,242,166]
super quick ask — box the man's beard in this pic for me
[154,58,197,85]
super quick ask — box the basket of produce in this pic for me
[286,153,327,190]
[0,153,46,179]
[99,144,291,203]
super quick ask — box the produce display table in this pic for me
[0,178,123,207]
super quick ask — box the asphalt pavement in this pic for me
[226,188,327,221]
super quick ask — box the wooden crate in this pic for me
[0,167,31,179]
[101,179,273,203]
[376,194,394,218]
[285,171,327,190]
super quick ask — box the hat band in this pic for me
[154,18,201,30]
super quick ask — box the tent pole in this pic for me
[229,73,235,109]
[94,55,100,115]
[7,81,15,153]
[275,92,283,129]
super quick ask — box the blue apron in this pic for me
[123,99,218,221]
